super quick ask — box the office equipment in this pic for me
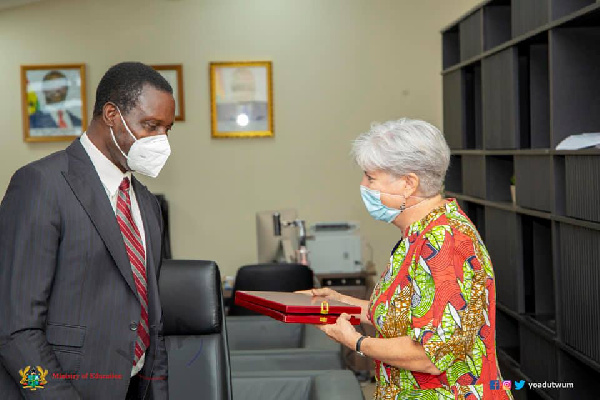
[306,222,363,274]
[256,209,298,263]
[234,291,361,325]
[272,211,310,265]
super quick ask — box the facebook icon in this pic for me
[490,380,501,390]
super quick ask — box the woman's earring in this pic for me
[399,196,406,213]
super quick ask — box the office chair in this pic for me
[154,194,172,259]
[227,263,314,316]
[159,259,232,400]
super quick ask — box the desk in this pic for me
[222,264,379,380]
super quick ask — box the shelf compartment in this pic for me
[464,63,484,149]
[497,309,521,364]
[443,69,463,149]
[443,25,461,69]
[558,223,600,364]
[557,349,600,399]
[517,34,551,149]
[553,156,566,216]
[445,155,463,193]
[515,155,553,212]
[460,9,483,61]
[443,64,483,150]
[486,207,524,313]
[483,0,512,50]
[482,47,520,149]
[551,0,596,20]
[520,323,559,399]
[565,156,600,223]
[458,200,486,241]
[521,216,555,331]
[512,0,550,38]
[550,26,600,147]
[462,155,486,199]
[486,155,514,202]
[497,354,551,400]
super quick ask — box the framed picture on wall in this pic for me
[151,64,185,121]
[210,61,273,138]
[20,64,87,142]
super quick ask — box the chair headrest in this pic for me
[233,263,314,292]
[159,259,223,335]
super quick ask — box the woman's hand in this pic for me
[295,287,344,302]
[296,288,373,325]
[317,313,362,350]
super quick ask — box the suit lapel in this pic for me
[62,140,138,296]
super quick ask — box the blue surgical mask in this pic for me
[360,186,403,223]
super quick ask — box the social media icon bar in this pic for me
[490,380,501,390]
[515,380,525,390]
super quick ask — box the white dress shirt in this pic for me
[80,133,147,376]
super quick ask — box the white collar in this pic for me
[80,132,132,197]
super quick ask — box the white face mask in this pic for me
[110,107,171,178]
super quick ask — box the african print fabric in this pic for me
[368,199,513,399]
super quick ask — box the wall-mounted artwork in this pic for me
[152,64,185,121]
[21,64,87,142]
[210,61,273,138]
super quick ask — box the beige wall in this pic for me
[0,0,480,278]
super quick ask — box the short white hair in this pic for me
[351,118,451,197]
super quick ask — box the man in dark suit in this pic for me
[29,109,82,129]
[29,70,83,130]
[0,62,175,399]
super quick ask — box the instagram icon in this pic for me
[502,380,512,390]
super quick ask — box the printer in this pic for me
[306,222,363,274]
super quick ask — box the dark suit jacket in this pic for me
[0,140,168,399]
[29,110,82,129]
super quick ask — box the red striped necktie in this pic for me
[116,177,149,367]
[57,110,67,128]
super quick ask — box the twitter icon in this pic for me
[515,380,525,390]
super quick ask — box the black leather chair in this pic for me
[154,194,172,259]
[228,263,314,316]
[159,259,232,400]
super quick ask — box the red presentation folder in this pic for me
[234,291,362,325]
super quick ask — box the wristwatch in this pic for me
[355,335,368,356]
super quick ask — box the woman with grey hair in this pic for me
[300,118,512,399]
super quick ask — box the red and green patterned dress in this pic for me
[368,199,513,399]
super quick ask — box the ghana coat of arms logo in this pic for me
[19,366,48,391]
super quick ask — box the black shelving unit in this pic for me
[442,1,600,398]
[484,0,512,50]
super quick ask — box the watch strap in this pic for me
[355,335,367,356]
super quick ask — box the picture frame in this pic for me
[151,64,185,121]
[21,64,87,143]
[210,61,273,138]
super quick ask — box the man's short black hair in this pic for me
[93,62,173,117]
